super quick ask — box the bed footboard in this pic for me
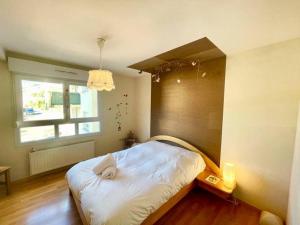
[69,188,89,225]
[70,181,196,225]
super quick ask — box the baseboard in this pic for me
[12,164,74,185]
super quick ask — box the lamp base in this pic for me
[259,211,283,225]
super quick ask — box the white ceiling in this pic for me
[0,0,299,76]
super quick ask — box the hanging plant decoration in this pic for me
[124,94,128,115]
[117,121,121,132]
[116,103,122,131]
[106,93,129,132]
[107,94,129,132]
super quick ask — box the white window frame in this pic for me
[14,74,101,144]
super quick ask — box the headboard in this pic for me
[151,57,226,164]
[150,135,221,176]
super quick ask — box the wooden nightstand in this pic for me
[196,169,236,203]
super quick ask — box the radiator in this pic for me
[29,141,95,175]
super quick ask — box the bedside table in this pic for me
[196,169,236,203]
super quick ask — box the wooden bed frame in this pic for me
[70,135,221,225]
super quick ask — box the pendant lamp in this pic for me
[87,38,115,91]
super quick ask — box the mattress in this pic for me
[66,140,205,225]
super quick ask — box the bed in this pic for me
[66,135,221,225]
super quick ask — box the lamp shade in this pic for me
[87,70,115,91]
[223,162,236,189]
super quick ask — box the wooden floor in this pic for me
[0,171,260,225]
[156,189,260,225]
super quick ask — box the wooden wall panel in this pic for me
[151,57,226,164]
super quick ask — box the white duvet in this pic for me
[66,141,205,225]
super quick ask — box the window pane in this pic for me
[69,85,98,118]
[59,124,75,137]
[20,125,55,143]
[22,80,64,121]
[79,122,100,134]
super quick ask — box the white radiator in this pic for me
[29,141,95,175]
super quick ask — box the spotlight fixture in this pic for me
[155,75,160,83]
[151,73,161,83]
[148,58,207,83]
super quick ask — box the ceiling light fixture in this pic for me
[151,73,160,83]
[87,38,115,91]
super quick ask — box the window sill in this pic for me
[16,131,102,147]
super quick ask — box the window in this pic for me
[20,125,55,143]
[69,85,98,118]
[59,124,75,137]
[21,80,64,121]
[79,122,100,134]
[15,76,100,143]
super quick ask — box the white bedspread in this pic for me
[66,141,205,225]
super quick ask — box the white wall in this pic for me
[287,104,300,225]
[135,74,151,142]
[0,60,137,181]
[221,38,300,219]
